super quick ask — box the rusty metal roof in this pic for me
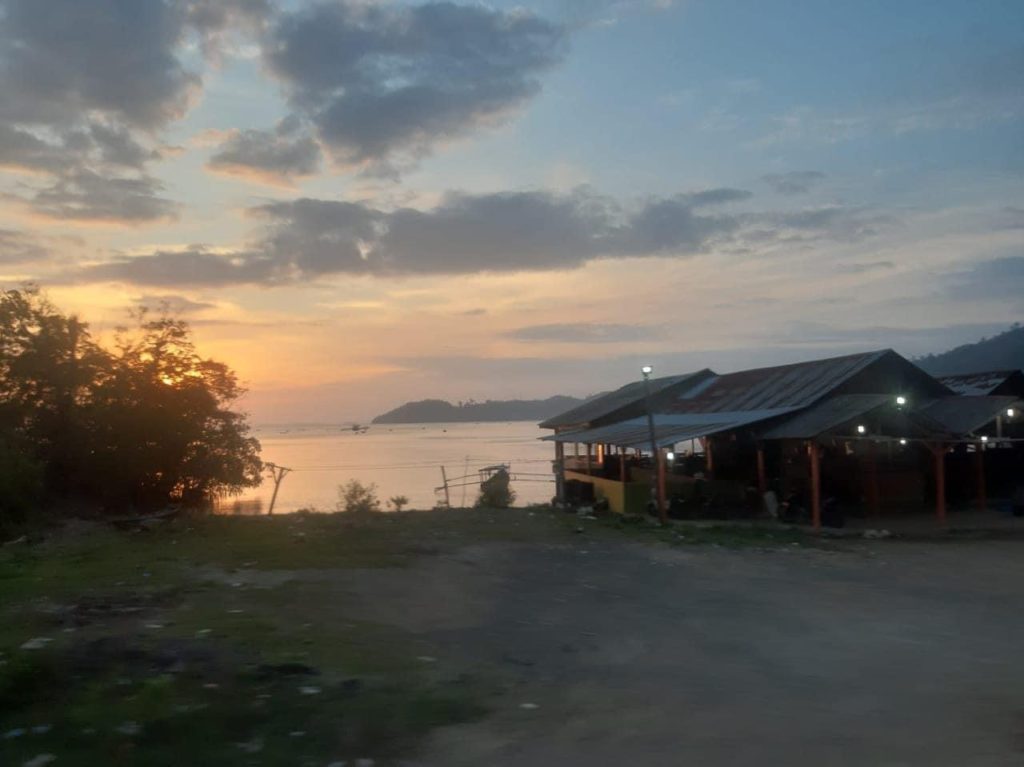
[542,408,797,448]
[539,369,713,429]
[914,396,1021,435]
[937,370,1022,396]
[659,350,895,414]
[758,394,893,440]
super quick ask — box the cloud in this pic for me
[0,229,48,265]
[262,1,567,174]
[749,206,898,244]
[0,0,248,221]
[943,255,1024,304]
[135,293,216,314]
[762,171,826,196]
[834,260,895,275]
[505,322,660,343]
[206,118,322,185]
[27,170,178,223]
[70,185,900,287]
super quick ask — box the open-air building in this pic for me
[541,350,1024,527]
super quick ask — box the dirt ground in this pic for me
[340,534,1024,767]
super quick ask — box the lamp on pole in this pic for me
[641,365,667,525]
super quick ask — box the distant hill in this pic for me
[915,324,1024,375]
[372,395,588,424]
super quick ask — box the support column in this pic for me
[704,437,715,478]
[756,442,767,495]
[975,443,986,513]
[554,441,565,502]
[656,448,668,525]
[808,441,821,530]
[619,449,627,483]
[585,443,592,475]
[867,440,880,517]
[932,443,947,525]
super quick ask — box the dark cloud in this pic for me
[762,171,826,195]
[207,118,322,184]
[262,1,567,173]
[135,293,216,314]
[69,186,768,285]
[0,0,197,129]
[0,0,248,221]
[757,206,897,243]
[28,170,178,223]
[0,229,48,265]
[506,323,659,343]
[81,247,274,287]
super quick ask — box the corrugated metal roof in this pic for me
[543,408,798,448]
[914,396,1021,436]
[938,371,1020,396]
[539,369,712,429]
[660,350,893,414]
[759,394,892,440]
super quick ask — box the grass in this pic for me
[0,505,830,764]
[0,507,576,766]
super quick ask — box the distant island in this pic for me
[372,395,587,424]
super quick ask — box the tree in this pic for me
[337,480,381,513]
[388,495,409,512]
[85,312,262,508]
[0,286,262,514]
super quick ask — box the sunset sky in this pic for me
[1,0,1021,422]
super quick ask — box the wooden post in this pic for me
[808,442,821,530]
[585,443,592,475]
[756,443,767,495]
[704,437,714,478]
[656,448,668,525]
[554,442,565,502]
[265,463,291,515]
[867,440,880,517]
[933,443,947,524]
[440,466,451,508]
[619,449,627,483]
[975,444,986,513]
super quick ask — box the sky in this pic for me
[0,0,1021,422]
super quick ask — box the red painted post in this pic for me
[808,441,821,530]
[975,445,986,513]
[867,440,880,517]
[934,444,947,525]
[657,448,668,525]
[756,443,767,495]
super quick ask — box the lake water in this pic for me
[219,421,558,514]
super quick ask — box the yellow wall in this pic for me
[563,470,650,515]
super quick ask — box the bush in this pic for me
[0,438,44,528]
[388,495,410,512]
[337,480,381,513]
[475,469,516,509]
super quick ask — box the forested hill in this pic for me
[372,396,586,424]
[915,324,1024,375]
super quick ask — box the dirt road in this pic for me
[342,535,1024,766]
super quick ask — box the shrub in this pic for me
[475,469,516,509]
[337,480,381,513]
[388,495,410,512]
[0,438,44,527]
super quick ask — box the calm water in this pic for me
[219,421,557,514]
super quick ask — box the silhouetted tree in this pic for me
[0,287,262,515]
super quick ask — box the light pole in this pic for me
[641,365,667,525]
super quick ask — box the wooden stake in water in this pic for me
[440,466,451,508]
[265,462,292,515]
